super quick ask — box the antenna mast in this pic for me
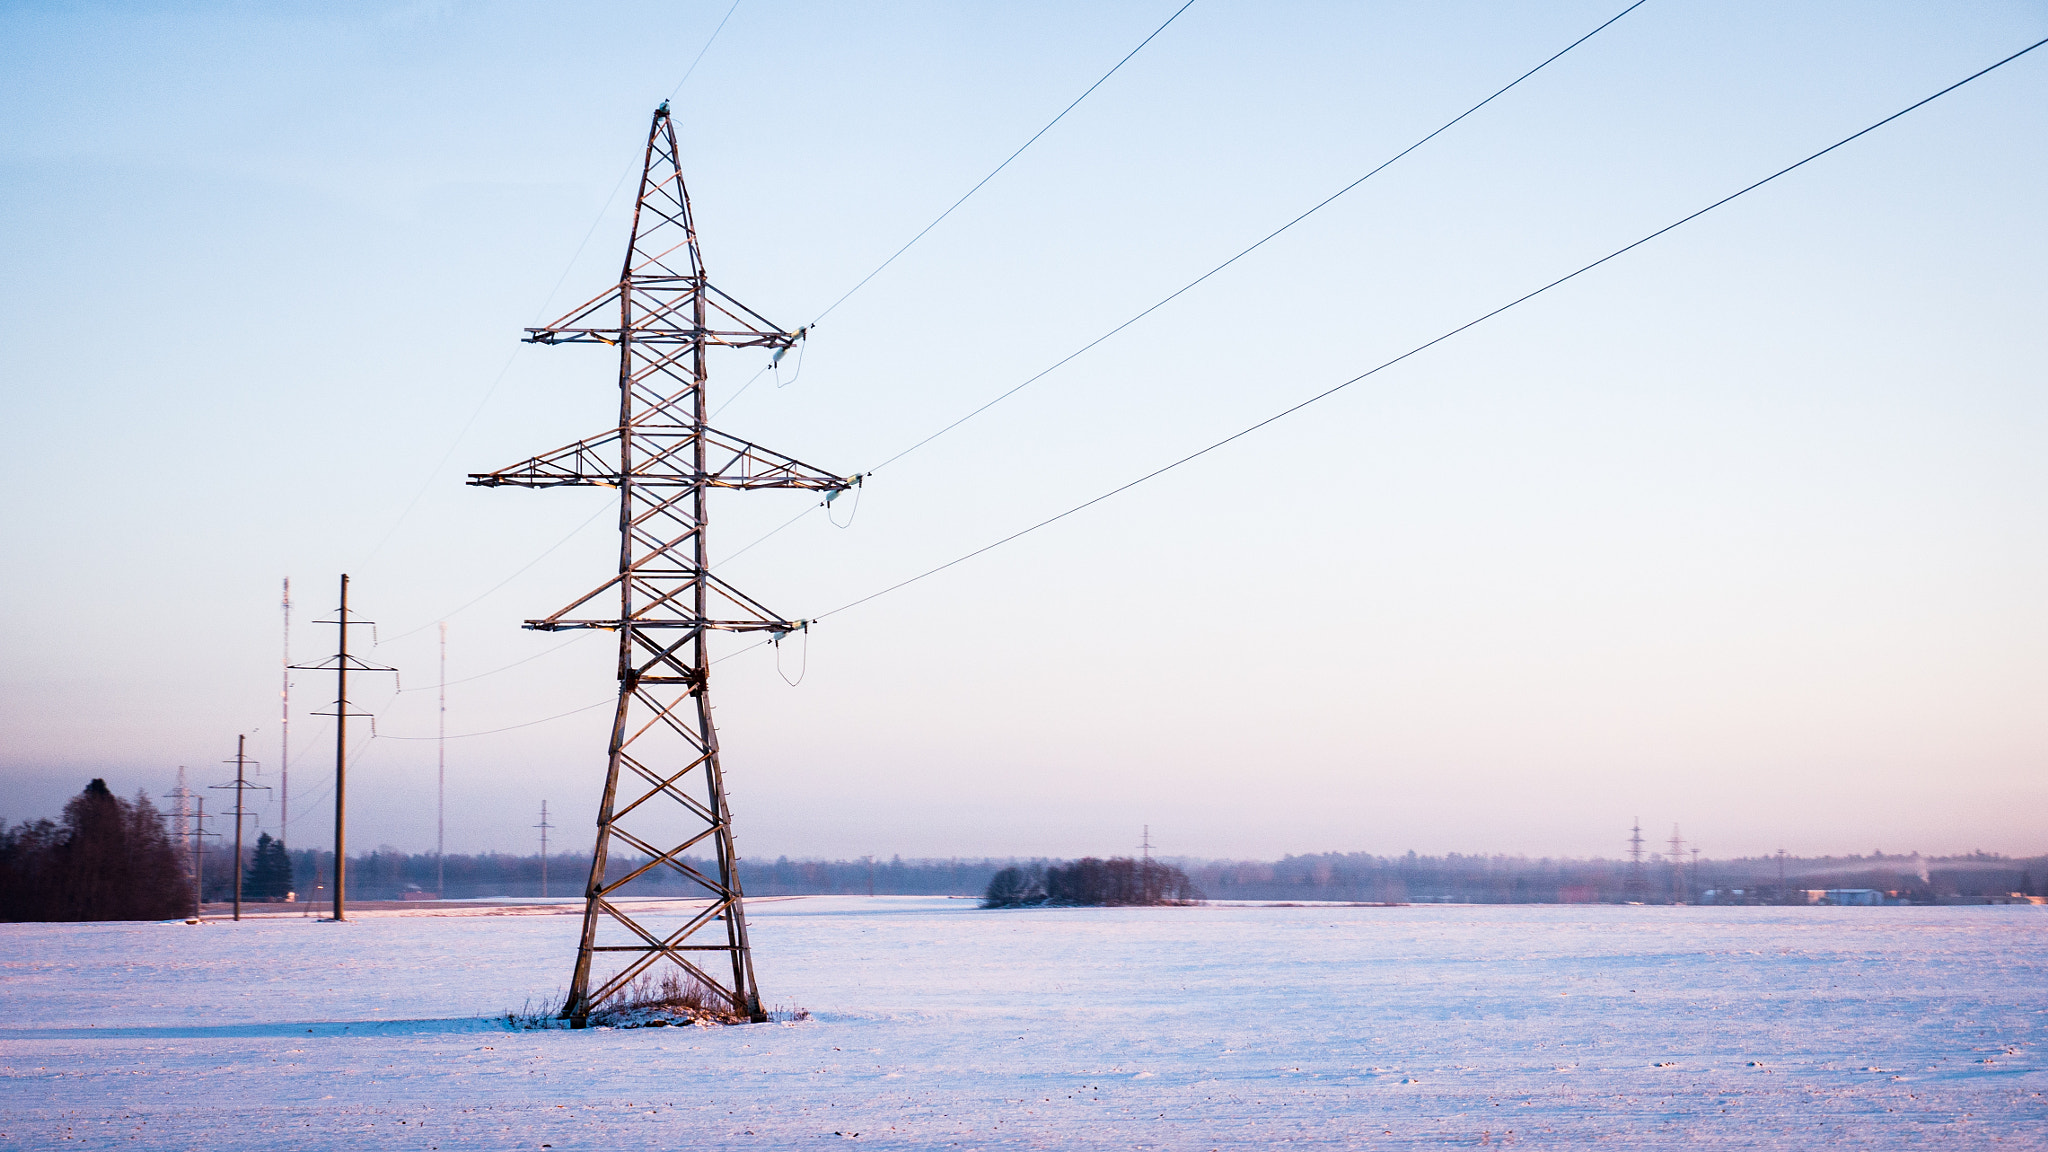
[471,103,852,1024]
[281,577,291,843]
[438,621,447,898]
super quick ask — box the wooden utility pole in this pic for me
[188,798,220,919]
[292,574,393,923]
[209,735,269,921]
[337,577,350,919]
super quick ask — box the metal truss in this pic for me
[471,102,852,1024]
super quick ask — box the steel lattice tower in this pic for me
[471,103,851,1024]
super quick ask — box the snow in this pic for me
[2,898,2044,1148]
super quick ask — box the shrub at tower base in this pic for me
[0,779,189,922]
[984,857,1202,908]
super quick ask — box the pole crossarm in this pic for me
[470,100,835,1025]
[291,653,397,674]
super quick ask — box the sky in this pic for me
[2,1,2044,863]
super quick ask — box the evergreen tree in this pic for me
[243,833,294,901]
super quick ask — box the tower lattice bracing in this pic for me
[472,103,851,1024]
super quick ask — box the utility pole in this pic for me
[534,801,554,899]
[1777,848,1788,905]
[471,102,854,1026]
[1624,818,1648,903]
[865,854,875,898]
[1690,846,1701,903]
[291,574,394,923]
[281,577,291,844]
[438,621,447,898]
[188,798,220,919]
[210,735,270,922]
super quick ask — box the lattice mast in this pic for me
[471,102,851,1025]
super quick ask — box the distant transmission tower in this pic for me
[535,800,554,899]
[1668,824,1685,905]
[168,767,192,860]
[471,102,852,1025]
[1624,818,1648,902]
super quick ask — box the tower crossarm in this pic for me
[524,280,799,350]
[523,566,805,636]
[468,427,854,492]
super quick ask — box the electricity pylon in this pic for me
[1624,818,1648,903]
[471,102,852,1025]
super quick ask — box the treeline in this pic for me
[11,782,2044,916]
[233,847,2048,903]
[1182,851,2047,904]
[984,857,1201,907]
[0,780,187,921]
[258,849,1016,901]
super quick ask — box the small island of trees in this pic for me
[983,856,1202,908]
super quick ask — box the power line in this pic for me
[380,503,611,646]
[396,632,593,693]
[814,35,2048,624]
[863,0,1649,476]
[667,0,743,102]
[371,638,774,741]
[805,0,1198,329]
[381,441,828,653]
[364,5,1185,621]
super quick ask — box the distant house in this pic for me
[1819,889,1885,906]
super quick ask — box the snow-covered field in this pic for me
[2,897,2043,1148]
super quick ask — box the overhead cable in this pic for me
[805,0,1198,329]
[864,0,1650,476]
[394,633,593,693]
[379,503,612,646]
[371,637,774,740]
[814,35,2048,625]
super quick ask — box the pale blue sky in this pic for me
[3,1,2044,860]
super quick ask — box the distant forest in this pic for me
[245,846,2044,905]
